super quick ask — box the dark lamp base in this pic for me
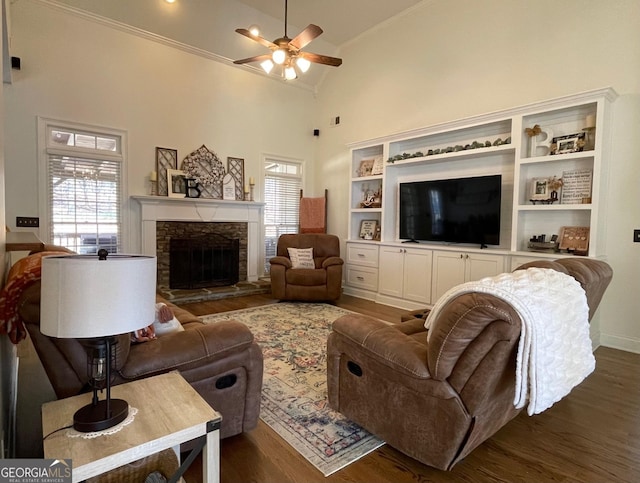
[73,398,129,432]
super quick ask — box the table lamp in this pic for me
[40,250,156,432]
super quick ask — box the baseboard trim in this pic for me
[598,334,640,354]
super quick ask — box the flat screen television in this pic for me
[398,174,502,247]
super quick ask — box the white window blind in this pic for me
[263,159,302,273]
[44,122,124,254]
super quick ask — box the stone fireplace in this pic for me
[157,221,246,289]
[133,196,264,287]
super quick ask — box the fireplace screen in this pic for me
[170,234,240,289]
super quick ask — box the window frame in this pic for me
[37,117,129,252]
[261,154,304,275]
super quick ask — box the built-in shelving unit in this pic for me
[344,88,617,308]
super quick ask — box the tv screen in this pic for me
[399,174,502,247]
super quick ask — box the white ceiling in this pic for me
[236,0,423,46]
[50,0,424,87]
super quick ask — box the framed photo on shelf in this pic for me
[167,169,187,198]
[359,219,378,240]
[530,177,550,200]
[550,132,585,155]
[357,159,374,177]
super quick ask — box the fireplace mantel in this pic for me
[132,196,264,281]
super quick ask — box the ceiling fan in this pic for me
[233,0,342,80]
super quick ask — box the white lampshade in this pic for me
[40,254,157,338]
[296,57,311,73]
[284,66,297,80]
[260,59,274,74]
[272,49,286,65]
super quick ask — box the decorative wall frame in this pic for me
[155,147,177,196]
[167,169,186,198]
[227,157,245,200]
[181,145,225,199]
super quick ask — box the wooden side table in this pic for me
[42,372,222,483]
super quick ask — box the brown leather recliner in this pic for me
[327,258,613,470]
[17,279,264,440]
[269,233,344,301]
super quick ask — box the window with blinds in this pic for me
[263,159,302,273]
[44,122,124,254]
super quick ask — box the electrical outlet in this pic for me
[329,116,341,127]
[16,216,39,227]
[634,229,640,243]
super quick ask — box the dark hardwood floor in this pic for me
[178,294,640,483]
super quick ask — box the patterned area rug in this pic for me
[200,302,384,476]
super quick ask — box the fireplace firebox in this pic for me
[170,234,240,289]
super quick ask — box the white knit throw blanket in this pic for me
[424,268,595,415]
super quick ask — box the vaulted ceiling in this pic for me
[52,0,424,88]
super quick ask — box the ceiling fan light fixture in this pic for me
[260,59,274,74]
[272,49,287,65]
[296,57,311,73]
[284,66,297,80]
[248,24,260,36]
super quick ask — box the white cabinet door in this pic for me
[465,253,504,283]
[431,251,466,301]
[378,246,405,298]
[432,251,504,301]
[403,248,432,304]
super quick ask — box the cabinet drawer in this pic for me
[347,244,379,267]
[346,266,379,291]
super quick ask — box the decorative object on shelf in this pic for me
[550,132,586,155]
[359,185,381,208]
[561,168,593,204]
[149,170,157,196]
[582,112,596,151]
[227,157,245,200]
[357,159,374,177]
[529,177,551,202]
[547,176,563,201]
[184,178,201,198]
[359,220,378,240]
[371,156,384,175]
[249,176,255,201]
[167,169,187,198]
[222,173,236,200]
[373,224,381,241]
[527,234,559,252]
[155,147,177,196]
[181,145,225,199]
[525,124,554,157]
[559,226,590,255]
[386,136,511,163]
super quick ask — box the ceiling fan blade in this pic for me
[235,28,277,49]
[299,51,343,67]
[233,54,272,65]
[289,24,323,50]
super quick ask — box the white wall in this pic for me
[314,0,640,352]
[4,0,318,252]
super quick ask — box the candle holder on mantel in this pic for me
[249,180,255,202]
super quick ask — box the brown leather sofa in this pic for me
[18,278,263,440]
[327,258,613,470]
[269,233,344,301]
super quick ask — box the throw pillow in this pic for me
[287,247,315,269]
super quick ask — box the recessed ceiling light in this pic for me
[165,0,176,4]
